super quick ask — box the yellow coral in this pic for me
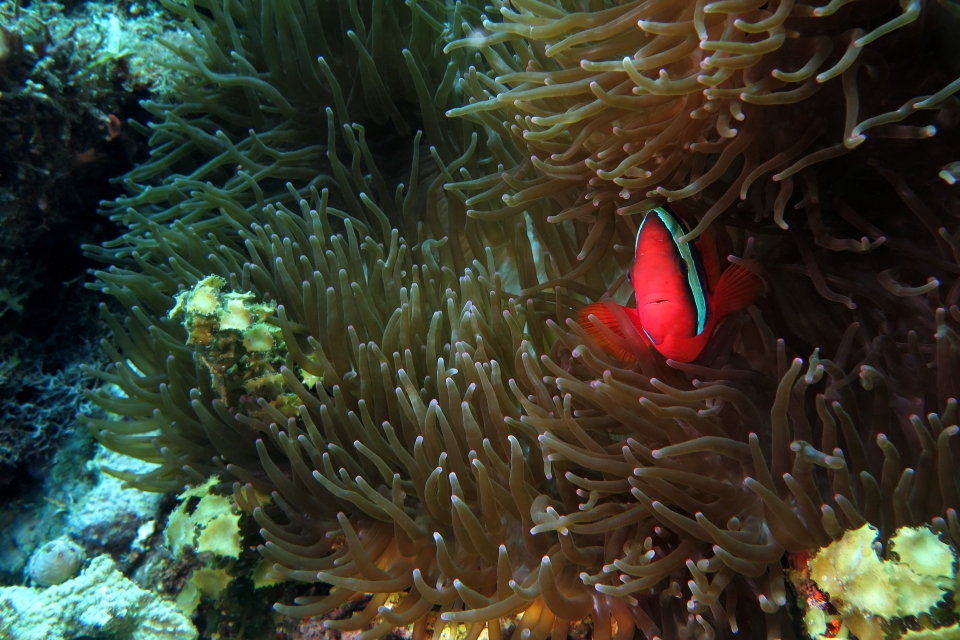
[164,477,241,560]
[891,526,956,584]
[251,560,283,590]
[190,567,232,599]
[219,294,255,331]
[163,274,302,414]
[807,524,957,640]
[176,567,234,615]
[901,623,960,639]
[241,323,277,352]
[299,370,320,389]
[180,275,226,316]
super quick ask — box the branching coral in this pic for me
[444,0,960,265]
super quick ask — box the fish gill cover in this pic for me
[75,0,960,638]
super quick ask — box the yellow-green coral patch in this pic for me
[185,275,226,316]
[242,323,277,352]
[196,512,241,559]
[189,567,233,599]
[890,526,956,584]
[174,568,233,617]
[162,274,308,417]
[175,581,202,616]
[807,524,958,640]
[251,560,284,589]
[219,295,255,331]
[164,477,241,560]
[300,370,320,389]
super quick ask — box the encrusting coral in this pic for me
[0,555,196,640]
[81,0,960,638]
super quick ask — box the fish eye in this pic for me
[675,256,688,274]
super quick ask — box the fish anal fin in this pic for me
[712,261,764,320]
[578,302,638,362]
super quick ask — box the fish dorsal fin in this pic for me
[639,207,708,335]
[578,302,641,362]
[712,261,764,320]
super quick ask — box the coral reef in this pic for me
[0,0,193,334]
[0,323,101,488]
[76,0,960,638]
[0,554,196,640]
[0,0,198,504]
[0,430,163,585]
[65,442,165,552]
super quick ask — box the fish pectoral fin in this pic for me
[712,261,764,320]
[656,332,711,363]
[578,302,639,362]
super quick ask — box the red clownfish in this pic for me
[579,206,763,363]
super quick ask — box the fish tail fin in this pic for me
[695,231,723,292]
[712,261,764,320]
[578,302,638,362]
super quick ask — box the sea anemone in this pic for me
[82,0,960,637]
[87,173,960,637]
[445,0,960,264]
[87,0,473,261]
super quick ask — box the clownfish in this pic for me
[579,206,763,363]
